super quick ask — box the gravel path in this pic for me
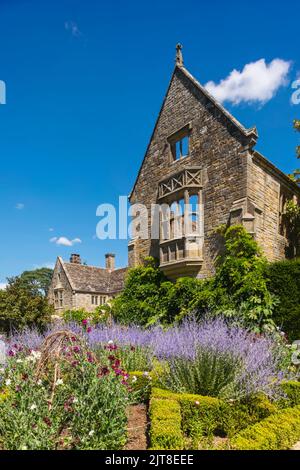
[291,441,300,450]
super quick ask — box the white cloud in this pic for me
[50,236,82,247]
[0,283,7,290]
[15,203,25,210]
[64,20,82,37]
[205,58,291,105]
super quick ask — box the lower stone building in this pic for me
[128,45,300,279]
[48,253,127,314]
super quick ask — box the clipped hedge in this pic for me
[266,259,300,341]
[222,395,277,437]
[151,388,276,438]
[151,387,222,437]
[280,381,300,408]
[149,397,184,450]
[231,405,300,450]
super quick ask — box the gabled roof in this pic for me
[59,258,127,294]
[179,65,258,139]
[129,63,258,200]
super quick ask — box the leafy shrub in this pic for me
[0,337,131,450]
[265,259,300,340]
[110,226,277,330]
[155,318,288,401]
[280,381,300,408]
[0,277,53,332]
[211,225,277,331]
[151,388,277,445]
[149,397,184,450]
[63,308,89,324]
[63,308,110,326]
[111,257,171,325]
[128,371,152,402]
[222,394,277,437]
[231,405,300,450]
[180,394,222,440]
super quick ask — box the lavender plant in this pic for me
[155,318,288,400]
[5,317,291,401]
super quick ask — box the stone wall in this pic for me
[247,153,297,261]
[72,292,111,312]
[48,258,74,313]
[129,66,253,277]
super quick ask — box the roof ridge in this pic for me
[64,262,108,271]
[63,262,127,272]
[58,257,75,291]
[178,65,258,138]
[129,63,258,200]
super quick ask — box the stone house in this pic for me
[48,253,127,314]
[128,45,300,279]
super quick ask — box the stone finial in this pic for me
[176,43,183,67]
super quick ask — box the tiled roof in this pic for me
[62,262,127,294]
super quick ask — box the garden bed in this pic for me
[1,319,300,450]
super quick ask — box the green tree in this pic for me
[19,267,53,296]
[212,225,277,330]
[290,119,300,185]
[111,257,170,325]
[284,200,300,258]
[0,276,53,332]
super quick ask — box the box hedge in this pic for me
[266,259,300,341]
[151,388,277,441]
[280,381,300,408]
[149,397,184,450]
[231,405,300,450]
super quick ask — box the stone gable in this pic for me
[128,59,300,279]
[48,256,127,313]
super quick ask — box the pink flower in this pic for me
[82,319,88,326]
[43,417,52,427]
[98,366,109,377]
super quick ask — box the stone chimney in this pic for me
[70,253,81,264]
[105,253,115,271]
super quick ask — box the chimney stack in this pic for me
[70,253,81,264]
[105,253,115,271]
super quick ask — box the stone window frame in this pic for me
[160,193,201,242]
[92,295,107,306]
[54,289,63,308]
[167,123,192,162]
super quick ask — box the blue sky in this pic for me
[0,0,299,285]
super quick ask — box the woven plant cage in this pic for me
[35,330,84,410]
